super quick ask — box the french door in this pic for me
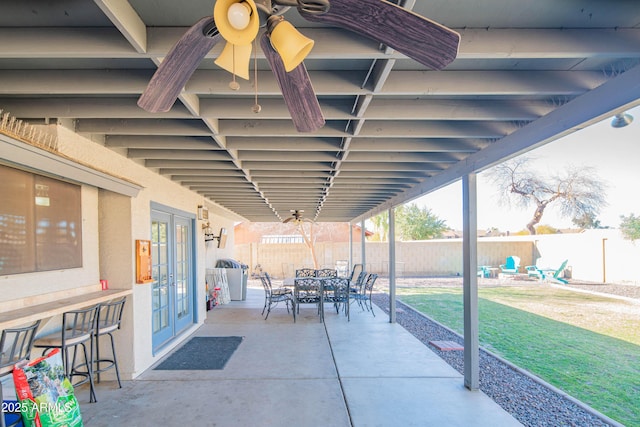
[151,206,195,352]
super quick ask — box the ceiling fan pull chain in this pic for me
[252,37,261,113]
[229,44,240,91]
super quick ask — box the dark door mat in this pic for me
[154,336,243,370]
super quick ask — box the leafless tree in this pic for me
[296,222,319,268]
[487,157,607,234]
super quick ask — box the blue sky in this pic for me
[415,105,640,232]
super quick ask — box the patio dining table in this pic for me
[282,277,349,322]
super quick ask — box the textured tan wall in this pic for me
[235,230,640,284]
[235,239,534,279]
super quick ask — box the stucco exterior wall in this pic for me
[0,125,238,379]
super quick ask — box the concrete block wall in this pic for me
[235,229,640,284]
[235,239,534,278]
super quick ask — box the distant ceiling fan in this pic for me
[283,209,314,224]
[138,0,460,133]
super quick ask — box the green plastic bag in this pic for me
[13,349,83,427]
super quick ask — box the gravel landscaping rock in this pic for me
[370,278,638,427]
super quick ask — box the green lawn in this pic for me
[397,286,640,427]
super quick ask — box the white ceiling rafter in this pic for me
[0,0,637,222]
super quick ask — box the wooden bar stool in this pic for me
[0,320,41,427]
[33,305,100,403]
[94,297,126,387]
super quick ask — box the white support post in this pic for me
[388,207,396,324]
[462,173,479,391]
[349,222,354,271]
[361,220,366,270]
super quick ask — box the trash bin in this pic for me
[215,259,248,301]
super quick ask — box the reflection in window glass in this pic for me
[0,164,82,274]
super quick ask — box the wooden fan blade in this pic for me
[298,0,460,70]
[138,17,223,113]
[260,33,325,133]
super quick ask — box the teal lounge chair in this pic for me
[499,256,520,274]
[525,259,569,284]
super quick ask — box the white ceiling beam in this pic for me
[106,135,217,149]
[1,28,637,60]
[2,97,551,122]
[1,98,192,119]
[250,170,331,177]
[93,0,147,53]
[457,28,640,59]
[219,120,348,137]
[344,152,462,163]
[238,151,338,162]
[0,70,150,94]
[76,119,211,135]
[145,160,237,169]
[0,70,605,97]
[257,177,329,183]
[127,149,232,161]
[364,99,552,120]
[243,161,332,170]
[159,168,246,176]
[353,64,640,223]
[0,27,139,57]
[338,170,428,178]
[172,176,250,183]
[340,162,444,172]
[381,71,606,95]
[333,177,421,184]
[348,138,486,152]
[226,137,341,151]
[200,99,353,120]
[357,121,511,138]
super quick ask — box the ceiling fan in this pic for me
[283,209,314,224]
[137,0,460,133]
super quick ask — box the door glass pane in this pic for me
[176,223,189,319]
[153,311,159,333]
[152,220,170,335]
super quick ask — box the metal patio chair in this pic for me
[316,268,337,278]
[294,277,324,322]
[34,304,100,403]
[323,277,350,321]
[94,297,126,387]
[260,274,295,322]
[295,268,317,278]
[0,320,41,427]
[351,273,378,316]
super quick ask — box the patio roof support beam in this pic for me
[349,222,353,273]
[388,207,396,324]
[462,173,479,391]
[361,220,366,269]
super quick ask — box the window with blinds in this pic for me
[0,164,82,274]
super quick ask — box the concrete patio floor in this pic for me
[79,287,521,426]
